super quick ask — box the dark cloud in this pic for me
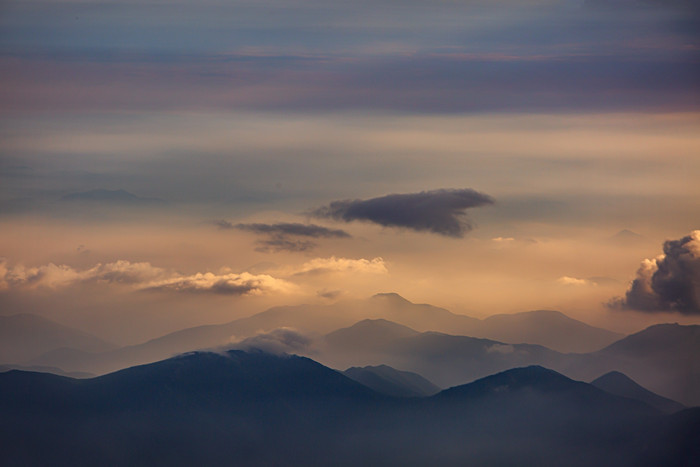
[214,219,235,229]
[611,230,700,314]
[254,238,317,253]
[311,189,494,237]
[235,223,351,239]
[317,289,344,300]
[227,222,351,253]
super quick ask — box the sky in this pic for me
[1,0,699,343]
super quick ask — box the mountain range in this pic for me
[5,294,699,406]
[1,350,696,466]
[17,293,620,375]
[0,313,115,363]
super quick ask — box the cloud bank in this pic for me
[612,230,700,314]
[311,189,494,237]
[0,259,294,296]
[230,328,313,355]
[292,256,388,276]
[143,272,295,295]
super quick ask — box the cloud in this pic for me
[558,276,618,286]
[317,289,344,300]
[218,222,351,252]
[213,219,235,229]
[253,238,318,253]
[611,230,700,314]
[557,276,593,286]
[291,256,388,276]
[234,223,351,239]
[230,328,313,355]
[486,344,515,354]
[0,259,166,290]
[311,189,494,237]
[0,259,295,296]
[144,271,295,295]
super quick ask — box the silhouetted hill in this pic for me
[591,371,685,414]
[0,364,93,379]
[1,356,696,466]
[475,309,622,353]
[0,314,115,363]
[344,364,441,397]
[566,323,700,406]
[28,293,620,375]
[320,320,566,388]
[325,319,419,350]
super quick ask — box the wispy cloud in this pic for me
[291,256,388,276]
[0,259,295,296]
[143,272,295,295]
[216,221,351,252]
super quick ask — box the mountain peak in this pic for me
[371,292,412,304]
[591,371,685,414]
[438,365,577,399]
[324,319,419,350]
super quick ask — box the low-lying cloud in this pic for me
[311,189,493,237]
[0,259,295,296]
[217,221,351,252]
[611,230,700,314]
[230,328,313,355]
[144,272,295,295]
[0,259,166,290]
[234,223,351,239]
[292,256,388,276]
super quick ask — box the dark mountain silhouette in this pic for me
[1,354,697,466]
[566,323,700,406]
[591,371,685,414]
[0,314,115,364]
[344,364,441,397]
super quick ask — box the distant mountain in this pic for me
[61,189,164,205]
[566,323,700,406]
[1,355,696,466]
[0,314,115,364]
[0,364,93,379]
[474,309,622,353]
[591,371,685,414]
[344,364,441,397]
[26,296,475,375]
[325,319,419,351]
[320,319,566,388]
[27,293,621,375]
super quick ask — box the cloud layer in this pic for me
[292,256,387,276]
[231,328,313,355]
[226,222,351,252]
[233,223,351,239]
[613,230,700,314]
[312,189,494,237]
[0,259,294,296]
